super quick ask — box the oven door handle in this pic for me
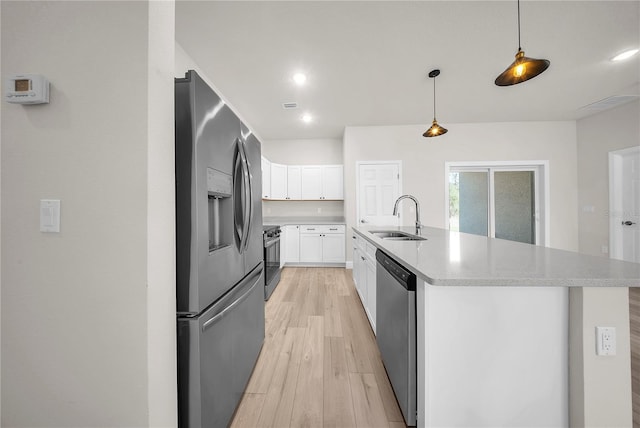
[265,237,280,248]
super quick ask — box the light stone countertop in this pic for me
[263,216,345,226]
[354,225,640,287]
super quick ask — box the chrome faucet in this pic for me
[393,195,422,234]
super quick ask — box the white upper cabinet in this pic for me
[261,157,271,199]
[301,166,323,199]
[301,165,344,200]
[287,166,302,200]
[261,157,343,201]
[322,165,344,200]
[270,163,287,199]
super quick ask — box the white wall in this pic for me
[577,100,639,257]
[343,121,579,259]
[147,2,178,427]
[1,2,176,426]
[263,138,343,164]
[570,100,640,427]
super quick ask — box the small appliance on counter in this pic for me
[263,224,282,299]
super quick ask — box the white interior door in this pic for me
[610,146,640,263]
[357,162,401,227]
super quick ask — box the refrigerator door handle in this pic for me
[236,138,251,253]
[201,267,262,332]
[233,143,246,251]
[239,138,253,253]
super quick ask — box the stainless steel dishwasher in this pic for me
[376,249,417,427]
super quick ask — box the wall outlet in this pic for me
[596,326,616,356]
[317,207,322,213]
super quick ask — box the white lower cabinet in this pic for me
[300,233,323,262]
[365,254,376,332]
[298,225,345,264]
[279,227,287,268]
[284,225,300,263]
[281,224,344,265]
[352,233,376,333]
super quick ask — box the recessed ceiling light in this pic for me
[293,73,307,86]
[301,113,312,123]
[611,49,639,62]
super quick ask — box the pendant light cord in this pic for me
[517,0,522,51]
[433,77,437,120]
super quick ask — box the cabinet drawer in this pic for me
[299,224,345,234]
[322,225,345,234]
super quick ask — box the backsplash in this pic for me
[262,200,344,218]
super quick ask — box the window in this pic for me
[446,162,549,246]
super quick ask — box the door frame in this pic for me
[609,145,640,261]
[355,160,403,227]
[444,160,550,247]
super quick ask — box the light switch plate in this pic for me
[40,199,60,232]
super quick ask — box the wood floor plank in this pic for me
[323,272,344,337]
[246,302,294,393]
[290,315,325,427]
[337,268,354,296]
[350,372,391,428]
[338,294,373,373]
[323,336,357,427]
[280,267,303,303]
[631,287,640,427]
[230,393,266,428]
[257,327,306,427]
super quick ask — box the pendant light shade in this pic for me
[423,120,447,137]
[423,69,447,138]
[495,0,550,86]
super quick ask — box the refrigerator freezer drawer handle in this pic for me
[201,273,260,332]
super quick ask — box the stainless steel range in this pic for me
[263,225,281,299]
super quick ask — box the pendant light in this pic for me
[423,69,448,138]
[495,0,550,86]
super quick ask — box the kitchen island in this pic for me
[353,225,640,428]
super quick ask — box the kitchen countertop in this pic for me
[263,216,345,226]
[354,225,640,287]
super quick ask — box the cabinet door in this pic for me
[365,257,376,334]
[322,233,345,263]
[287,166,302,199]
[351,237,358,283]
[301,166,323,199]
[284,225,300,263]
[299,233,323,262]
[261,157,271,199]
[353,247,366,306]
[279,227,287,268]
[270,163,287,199]
[322,165,344,200]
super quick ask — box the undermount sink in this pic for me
[370,230,427,241]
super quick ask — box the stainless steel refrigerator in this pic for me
[175,70,265,428]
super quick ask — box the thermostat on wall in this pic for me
[5,74,49,104]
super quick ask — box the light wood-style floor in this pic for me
[630,288,640,426]
[230,267,406,428]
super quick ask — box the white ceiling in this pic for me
[175,1,640,141]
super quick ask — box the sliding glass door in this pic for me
[449,166,539,245]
